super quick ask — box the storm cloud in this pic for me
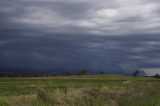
[0,0,160,75]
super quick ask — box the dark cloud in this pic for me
[0,0,160,75]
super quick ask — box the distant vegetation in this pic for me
[132,70,140,77]
[0,72,49,77]
[154,73,160,79]
[76,70,88,75]
[0,70,159,79]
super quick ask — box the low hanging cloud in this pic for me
[0,0,160,75]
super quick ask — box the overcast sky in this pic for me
[0,0,160,75]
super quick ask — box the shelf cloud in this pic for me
[0,0,160,75]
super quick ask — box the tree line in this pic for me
[0,69,159,78]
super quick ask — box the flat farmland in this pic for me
[0,75,159,106]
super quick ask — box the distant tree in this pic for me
[78,70,87,75]
[99,71,104,75]
[132,70,140,77]
[154,73,160,79]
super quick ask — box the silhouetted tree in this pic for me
[132,70,140,77]
[78,70,87,75]
[99,71,104,75]
[154,73,160,79]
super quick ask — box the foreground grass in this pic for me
[0,75,159,106]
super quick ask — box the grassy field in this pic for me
[0,75,159,106]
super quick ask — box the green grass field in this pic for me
[0,75,159,106]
